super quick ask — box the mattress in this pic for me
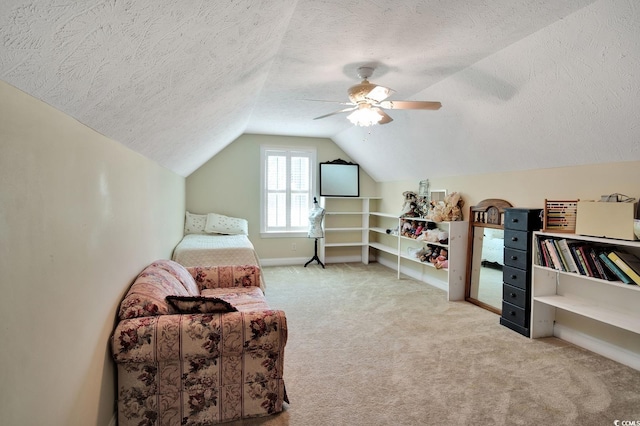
[172,234,261,268]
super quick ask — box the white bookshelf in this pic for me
[319,197,381,264]
[530,231,640,369]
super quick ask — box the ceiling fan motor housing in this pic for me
[348,81,377,103]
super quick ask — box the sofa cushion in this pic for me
[201,287,270,311]
[119,266,190,319]
[149,259,200,296]
[166,295,238,313]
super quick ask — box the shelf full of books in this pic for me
[535,233,640,285]
[530,231,640,370]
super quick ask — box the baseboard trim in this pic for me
[260,257,310,267]
[554,324,640,371]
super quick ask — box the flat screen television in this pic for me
[319,160,359,197]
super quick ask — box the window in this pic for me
[260,146,316,237]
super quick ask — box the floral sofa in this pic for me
[111,259,288,425]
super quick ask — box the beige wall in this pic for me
[377,162,640,216]
[0,81,185,426]
[186,134,377,262]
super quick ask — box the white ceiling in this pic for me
[1,0,639,181]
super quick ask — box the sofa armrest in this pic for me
[186,264,262,292]
[111,310,287,364]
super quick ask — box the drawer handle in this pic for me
[511,275,517,280]
[510,293,517,298]
[511,218,519,223]
[510,255,517,260]
[509,311,516,316]
[511,237,518,242]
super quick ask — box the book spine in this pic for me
[557,239,579,273]
[599,253,632,284]
[552,239,570,271]
[544,239,563,270]
[608,252,640,285]
[570,245,587,275]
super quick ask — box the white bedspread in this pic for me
[172,234,261,268]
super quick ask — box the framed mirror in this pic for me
[319,159,359,197]
[465,199,513,314]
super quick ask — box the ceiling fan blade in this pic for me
[364,85,394,103]
[313,106,357,120]
[304,99,355,106]
[374,108,393,125]
[377,100,442,110]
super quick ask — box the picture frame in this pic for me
[430,189,447,203]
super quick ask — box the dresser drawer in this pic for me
[503,265,529,290]
[504,247,527,270]
[504,229,530,251]
[502,283,527,309]
[502,301,528,327]
[504,208,542,231]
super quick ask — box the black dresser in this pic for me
[500,208,542,337]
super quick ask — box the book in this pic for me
[552,239,570,271]
[608,251,640,285]
[557,239,579,273]
[598,252,633,284]
[581,246,602,279]
[568,244,587,275]
[544,239,564,271]
[589,247,616,281]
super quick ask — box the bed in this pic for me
[172,233,261,268]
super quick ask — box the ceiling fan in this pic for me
[313,66,442,126]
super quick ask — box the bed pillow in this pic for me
[204,213,248,235]
[184,211,207,234]
[166,295,238,314]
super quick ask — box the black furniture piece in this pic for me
[501,208,543,337]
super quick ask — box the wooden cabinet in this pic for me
[500,208,542,337]
[530,231,640,370]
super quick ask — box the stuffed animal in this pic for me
[434,248,449,269]
[426,192,465,222]
[400,191,419,217]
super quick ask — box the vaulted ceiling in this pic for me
[1,0,638,181]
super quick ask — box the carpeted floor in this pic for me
[230,262,640,426]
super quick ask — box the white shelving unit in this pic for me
[320,196,468,301]
[530,231,640,370]
[319,197,381,264]
[369,215,468,301]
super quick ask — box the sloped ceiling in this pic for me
[1,0,639,181]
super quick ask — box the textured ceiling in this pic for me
[1,0,639,180]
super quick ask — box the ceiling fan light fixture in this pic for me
[347,103,383,127]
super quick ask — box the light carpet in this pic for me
[230,262,640,426]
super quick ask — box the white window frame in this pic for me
[260,145,317,238]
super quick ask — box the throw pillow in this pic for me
[204,213,248,235]
[166,295,238,314]
[184,211,207,234]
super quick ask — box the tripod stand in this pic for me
[304,238,325,268]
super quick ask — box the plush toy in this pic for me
[426,192,465,222]
[419,246,434,262]
[434,248,449,269]
[400,191,419,217]
[416,195,430,218]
